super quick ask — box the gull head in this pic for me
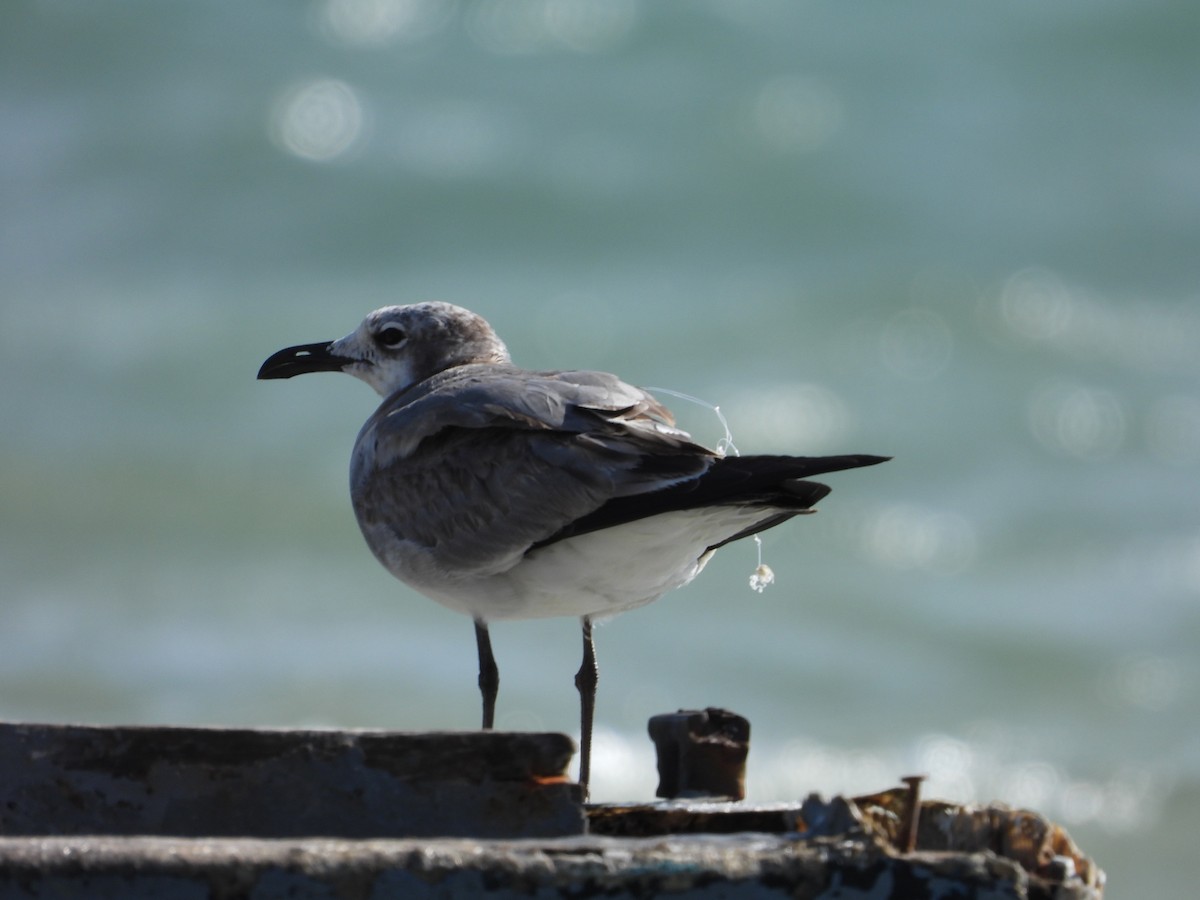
[257,302,512,397]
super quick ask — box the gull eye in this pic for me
[376,325,407,349]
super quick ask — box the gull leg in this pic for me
[474,618,498,730]
[574,616,598,797]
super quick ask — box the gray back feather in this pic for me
[350,365,718,577]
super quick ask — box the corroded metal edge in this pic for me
[0,832,1101,900]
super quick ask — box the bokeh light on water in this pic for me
[1028,381,1126,460]
[752,75,844,154]
[270,79,366,163]
[466,0,637,56]
[316,0,454,47]
[879,308,954,382]
[722,383,854,455]
[861,504,978,576]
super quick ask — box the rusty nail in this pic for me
[900,774,926,853]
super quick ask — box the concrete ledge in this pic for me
[0,723,582,839]
[0,833,1075,900]
[0,722,1105,898]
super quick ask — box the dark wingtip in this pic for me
[858,455,892,467]
[801,453,891,476]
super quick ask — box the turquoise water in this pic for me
[3,1,1198,893]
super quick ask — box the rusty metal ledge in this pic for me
[0,722,1105,898]
[0,722,582,839]
[0,832,1092,900]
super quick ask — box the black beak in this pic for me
[257,342,354,380]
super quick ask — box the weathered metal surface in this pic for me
[850,786,1105,895]
[588,799,802,836]
[647,707,750,800]
[0,831,1092,900]
[587,793,1104,898]
[0,723,1105,898]
[0,722,582,839]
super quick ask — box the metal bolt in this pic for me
[900,774,926,853]
[647,708,750,801]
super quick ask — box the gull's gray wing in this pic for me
[350,365,720,577]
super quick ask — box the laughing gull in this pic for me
[258,302,887,795]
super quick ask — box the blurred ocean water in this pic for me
[2,1,1198,893]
